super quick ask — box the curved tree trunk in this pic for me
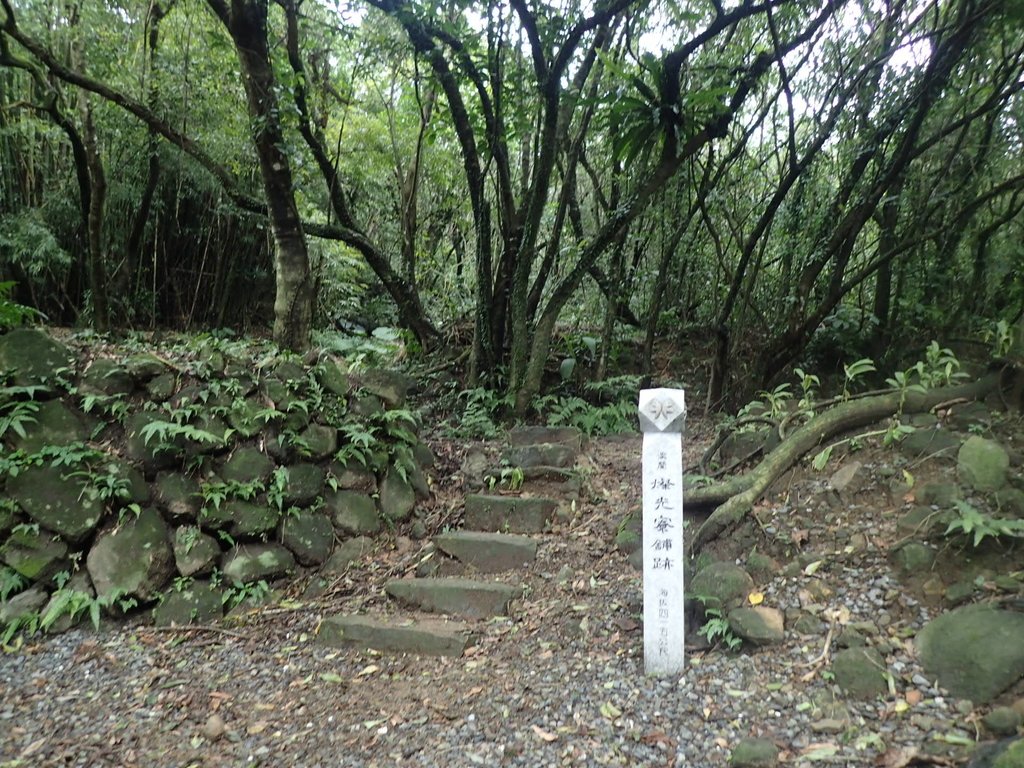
[687,372,1001,555]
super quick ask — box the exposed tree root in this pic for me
[687,373,1002,556]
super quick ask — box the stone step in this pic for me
[502,443,577,470]
[508,425,583,450]
[482,465,581,496]
[385,577,522,618]
[434,531,537,572]
[463,494,558,534]
[318,615,473,657]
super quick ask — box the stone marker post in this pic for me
[638,388,686,676]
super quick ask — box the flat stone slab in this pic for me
[503,443,577,469]
[385,577,521,618]
[318,615,472,657]
[463,494,557,533]
[434,531,537,572]
[508,426,583,450]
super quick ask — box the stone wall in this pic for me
[0,329,431,632]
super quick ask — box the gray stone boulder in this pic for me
[314,358,349,397]
[831,647,888,699]
[152,581,223,626]
[220,447,274,484]
[917,604,1024,704]
[0,585,49,623]
[958,437,1010,492]
[80,358,134,396]
[281,511,334,566]
[125,411,183,470]
[9,400,89,454]
[326,490,381,536]
[7,464,104,543]
[996,488,1024,518]
[227,397,265,438]
[900,428,961,459]
[145,372,176,401]
[224,501,279,539]
[299,423,338,460]
[379,466,415,522]
[173,526,220,577]
[690,562,754,612]
[918,482,960,508]
[155,473,202,520]
[358,368,415,407]
[220,544,294,585]
[729,737,779,767]
[123,353,168,381]
[97,458,149,505]
[0,528,68,581]
[434,531,537,572]
[892,542,936,574]
[330,464,376,493]
[728,606,785,645]
[0,328,74,386]
[87,508,175,602]
[282,463,325,507]
[321,537,373,574]
[463,494,558,534]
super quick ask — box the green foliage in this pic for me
[0,567,28,602]
[539,394,636,437]
[0,282,40,330]
[842,358,877,400]
[223,579,271,611]
[944,500,1024,547]
[0,387,40,442]
[454,388,511,440]
[696,603,742,650]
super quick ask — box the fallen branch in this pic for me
[687,373,1001,555]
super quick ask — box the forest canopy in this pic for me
[1,0,1022,409]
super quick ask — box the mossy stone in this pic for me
[227,397,265,438]
[996,488,1024,519]
[958,436,1010,492]
[326,490,380,536]
[280,511,334,566]
[123,353,168,381]
[283,463,325,507]
[173,526,220,577]
[983,707,1023,736]
[7,464,104,543]
[690,561,754,612]
[145,372,176,401]
[10,400,88,454]
[153,580,223,627]
[226,501,280,539]
[892,542,935,574]
[220,544,294,585]
[155,473,202,520]
[220,447,274,484]
[0,528,68,581]
[730,737,779,767]
[0,328,75,386]
[379,466,416,522]
[86,508,175,601]
[298,423,337,461]
[832,647,888,699]
[81,358,134,396]
[125,411,183,470]
[314,359,349,397]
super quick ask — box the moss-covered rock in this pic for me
[326,490,380,536]
[220,447,274,484]
[173,526,220,577]
[9,400,88,454]
[958,436,1010,492]
[0,528,68,581]
[379,466,415,522]
[220,544,294,585]
[0,328,75,386]
[280,511,334,566]
[283,463,325,507]
[87,508,175,602]
[81,358,134,396]
[690,562,754,612]
[314,359,349,397]
[152,580,223,626]
[155,473,202,520]
[832,647,888,699]
[300,423,337,460]
[7,464,104,543]
[125,411,183,471]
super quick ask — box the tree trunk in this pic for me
[211,0,312,351]
[687,372,1001,554]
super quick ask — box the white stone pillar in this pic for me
[638,388,686,676]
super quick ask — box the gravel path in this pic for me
[0,432,990,767]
